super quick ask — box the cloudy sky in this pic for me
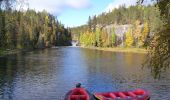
[22,0,143,27]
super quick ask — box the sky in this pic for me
[22,0,142,27]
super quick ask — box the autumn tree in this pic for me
[133,20,142,47]
[100,30,108,47]
[125,28,134,47]
[138,22,149,47]
[139,0,170,78]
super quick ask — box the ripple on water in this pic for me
[0,47,170,100]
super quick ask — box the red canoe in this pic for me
[94,89,150,100]
[65,87,91,100]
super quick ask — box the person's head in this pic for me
[76,83,81,88]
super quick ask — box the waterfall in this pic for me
[72,40,78,47]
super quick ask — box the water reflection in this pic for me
[0,47,170,100]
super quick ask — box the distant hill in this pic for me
[71,4,160,35]
[71,4,162,48]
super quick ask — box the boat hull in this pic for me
[64,88,94,100]
[94,89,150,100]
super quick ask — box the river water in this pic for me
[0,47,170,100]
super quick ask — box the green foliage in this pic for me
[146,0,170,78]
[111,29,116,47]
[0,9,72,50]
[79,28,116,48]
[0,10,6,48]
[71,4,162,49]
[79,30,99,47]
[88,16,92,32]
[95,28,101,46]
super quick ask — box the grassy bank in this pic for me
[80,46,148,53]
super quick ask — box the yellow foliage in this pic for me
[125,28,134,47]
[45,15,49,21]
[142,22,149,40]
[139,22,149,47]
[133,20,142,39]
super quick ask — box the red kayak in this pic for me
[94,89,150,100]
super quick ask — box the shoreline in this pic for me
[80,46,148,53]
[0,46,61,57]
[0,49,20,57]
[0,48,38,57]
[0,46,148,57]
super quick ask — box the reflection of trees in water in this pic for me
[0,56,17,100]
[80,49,147,76]
[15,49,56,83]
[124,53,133,66]
[80,49,153,90]
[124,53,146,67]
[0,50,57,99]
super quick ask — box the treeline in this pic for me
[79,21,149,48]
[0,9,72,50]
[71,5,162,48]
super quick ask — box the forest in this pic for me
[0,0,169,78]
[0,0,72,52]
[71,0,170,78]
[71,4,162,48]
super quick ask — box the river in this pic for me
[0,47,170,100]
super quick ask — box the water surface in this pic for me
[0,47,170,100]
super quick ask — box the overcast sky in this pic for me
[20,0,151,27]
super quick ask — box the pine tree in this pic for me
[111,33,116,47]
[95,28,100,47]
[0,11,6,49]
[88,16,92,32]
[92,15,97,32]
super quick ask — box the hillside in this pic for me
[71,4,162,48]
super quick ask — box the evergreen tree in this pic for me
[88,16,92,32]
[91,15,97,32]
[95,28,100,47]
[111,28,116,47]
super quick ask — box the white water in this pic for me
[71,41,78,47]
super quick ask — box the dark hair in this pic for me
[76,83,81,88]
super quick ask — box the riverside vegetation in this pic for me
[0,0,169,78]
[71,5,161,48]
[0,0,72,56]
[71,0,170,78]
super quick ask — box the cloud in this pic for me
[17,0,92,15]
[105,0,136,12]
[65,0,91,9]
